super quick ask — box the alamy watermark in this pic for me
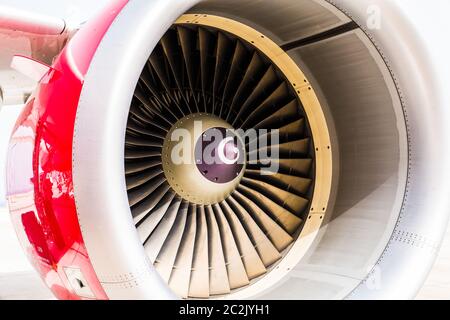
[367,4,382,30]
[169,121,280,175]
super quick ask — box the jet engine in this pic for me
[4,0,450,300]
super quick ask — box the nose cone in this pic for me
[195,127,245,184]
[162,113,246,205]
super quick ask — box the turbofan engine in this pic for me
[4,0,450,300]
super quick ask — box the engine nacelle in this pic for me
[5,0,450,300]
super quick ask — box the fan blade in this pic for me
[126,117,166,139]
[253,100,300,130]
[220,201,267,279]
[125,135,163,148]
[168,205,197,298]
[248,138,310,161]
[125,159,161,175]
[221,41,251,117]
[213,32,233,112]
[127,174,166,207]
[139,64,171,110]
[153,200,187,281]
[161,29,189,107]
[241,176,309,214]
[227,196,282,267]
[212,204,249,289]
[251,118,306,147]
[205,205,231,295]
[199,27,215,113]
[134,87,177,125]
[240,83,290,129]
[245,170,312,196]
[232,67,278,123]
[131,183,171,223]
[268,158,313,177]
[126,167,163,191]
[237,185,302,235]
[233,191,294,252]
[189,206,210,298]
[128,103,170,132]
[177,26,199,112]
[142,196,181,267]
[227,52,265,120]
[125,148,161,160]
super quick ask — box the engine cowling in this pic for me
[5,0,450,300]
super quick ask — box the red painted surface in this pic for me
[6,0,129,300]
